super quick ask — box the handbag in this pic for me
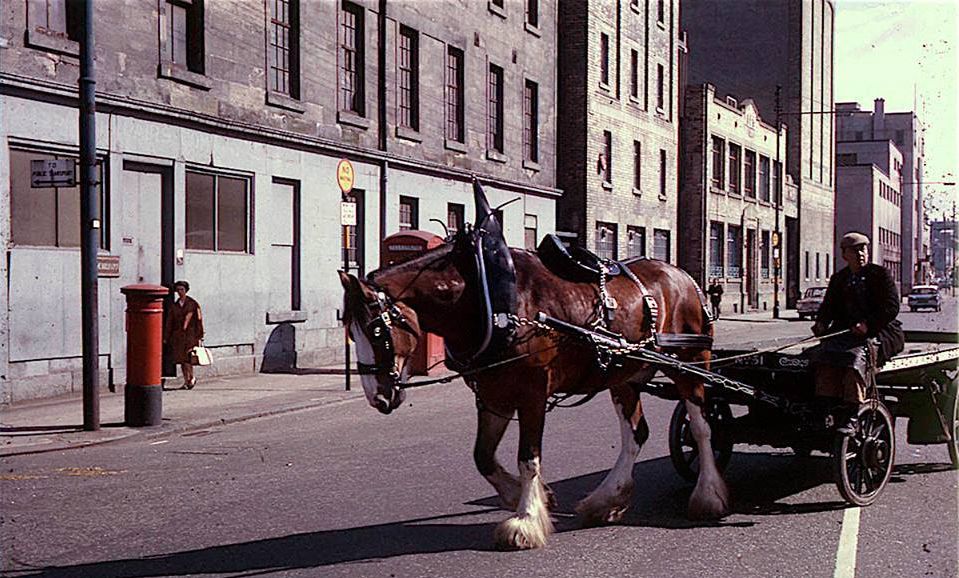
[190,344,213,366]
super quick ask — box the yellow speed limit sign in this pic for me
[336,158,355,194]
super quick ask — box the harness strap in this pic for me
[617,262,660,340]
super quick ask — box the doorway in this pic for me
[746,229,757,308]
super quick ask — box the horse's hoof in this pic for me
[688,478,731,520]
[574,482,633,526]
[493,514,553,550]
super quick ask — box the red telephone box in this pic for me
[381,231,446,375]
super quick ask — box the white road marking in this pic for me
[834,506,861,578]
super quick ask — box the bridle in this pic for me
[353,285,413,381]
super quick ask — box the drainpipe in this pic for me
[378,0,388,244]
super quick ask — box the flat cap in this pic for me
[840,231,870,249]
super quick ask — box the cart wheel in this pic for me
[669,398,734,483]
[833,402,895,506]
[946,381,959,470]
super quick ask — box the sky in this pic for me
[834,0,958,220]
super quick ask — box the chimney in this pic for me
[873,98,885,136]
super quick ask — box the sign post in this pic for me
[337,159,356,391]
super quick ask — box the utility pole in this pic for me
[773,85,782,319]
[80,0,100,431]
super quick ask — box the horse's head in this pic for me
[338,271,422,414]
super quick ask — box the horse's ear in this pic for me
[337,270,352,290]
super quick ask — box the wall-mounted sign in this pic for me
[97,255,121,278]
[31,159,76,188]
[341,202,357,227]
[336,158,355,194]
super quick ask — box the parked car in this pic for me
[796,287,827,320]
[908,285,942,312]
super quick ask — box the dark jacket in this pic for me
[816,263,904,364]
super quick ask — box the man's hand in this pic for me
[851,321,868,337]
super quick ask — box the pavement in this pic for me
[0,307,801,458]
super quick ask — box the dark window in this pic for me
[524,79,539,162]
[627,226,646,258]
[772,160,782,204]
[603,131,613,184]
[653,228,671,262]
[268,0,299,98]
[659,149,667,197]
[711,136,725,189]
[596,222,617,260]
[488,63,504,153]
[9,148,107,249]
[656,64,664,110]
[447,203,464,236]
[816,252,821,279]
[804,251,810,279]
[491,0,504,7]
[399,196,418,231]
[526,0,538,27]
[759,155,770,201]
[761,230,770,278]
[27,0,82,41]
[398,25,420,130]
[726,225,742,277]
[186,171,250,252]
[339,1,365,115]
[600,33,610,86]
[657,0,665,22]
[744,149,756,198]
[446,46,465,142]
[163,0,205,74]
[709,221,724,277]
[524,214,538,251]
[630,49,639,99]
[728,143,741,194]
[633,140,642,190]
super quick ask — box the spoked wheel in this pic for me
[669,397,734,483]
[833,401,896,506]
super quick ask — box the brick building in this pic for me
[834,138,904,292]
[679,83,796,313]
[0,0,559,402]
[556,0,683,261]
[835,99,927,291]
[682,0,836,308]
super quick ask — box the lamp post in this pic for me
[773,86,782,319]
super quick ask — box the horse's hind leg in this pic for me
[575,369,655,526]
[474,405,521,509]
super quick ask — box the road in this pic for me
[1,301,956,578]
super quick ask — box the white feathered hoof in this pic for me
[574,482,633,527]
[493,513,554,550]
[687,475,731,520]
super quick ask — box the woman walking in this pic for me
[164,280,204,389]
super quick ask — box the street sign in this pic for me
[97,255,120,278]
[341,201,357,226]
[31,159,75,188]
[771,231,780,247]
[336,159,355,194]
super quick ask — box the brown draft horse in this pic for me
[338,230,729,550]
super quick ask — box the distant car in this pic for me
[796,287,827,320]
[908,285,942,312]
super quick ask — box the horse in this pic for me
[337,189,729,551]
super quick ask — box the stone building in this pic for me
[835,99,926,292]
[682,0,836,307]
[835,139,904,292]
[556,0,683,261]
[0,0,559,402]
[679,83,796,314]
[930,220,958,284]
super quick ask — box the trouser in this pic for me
[711,301,721,318]
[814,366,865,404]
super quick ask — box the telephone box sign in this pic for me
[336,159,355,194]
[31,159,75,188]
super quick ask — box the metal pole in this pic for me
[79,0,100,431]
[344,220,351,392]
[773,85,782,319]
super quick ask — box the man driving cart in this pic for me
[810,232,905,434]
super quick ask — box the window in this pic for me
[653,229,671,262]
[759,155,770,201]
[711,136,725,189]
[657,0,665,22]
[804,251,810,280]
[726,225,742,278]
[398,26,420,130]
[161,0,205,74]
[600,33,610,86]
[9,148,108,249]
[596,222,617,260]
[399,196,418,231]
[446,46,465,143]
[524,79,539,163]
[26,0,82,46]
[447,203,464,236]
[526,0,538,27]
[268,0,299,98]
[728,143,741,194]
[743,150,756,198]
[339,1,365,115]
[186,171,250,252]
[630,49,639,99]
[656,64,664,111]
[826,253,830,277]
[627,226,646,258]
[488,63,504,153]
[772,160,782,204]
[602,131,613,184]
[659,149,668,198]
[709,221,724,278]
[524,214,538,251]
[816,252,821,279]
[343,189,365,275]
[761,230,770,278]
[633,140,642,190]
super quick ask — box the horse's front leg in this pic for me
[675,376,731,520]
[493,401,554,550]
[474,404,521,509]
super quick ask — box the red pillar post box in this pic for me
[120,284,169,426]
[381,231,446,375]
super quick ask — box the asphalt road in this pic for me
[1,301,956,578]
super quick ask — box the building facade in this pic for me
[679,83,796,313]
[682,0,836,307]
[835,99,927,292]
[835,139,904,292]
[556,0,683,262]
[0,0,559,402]
[930,220,958,285]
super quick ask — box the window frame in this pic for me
[711,136,725,189]
[627,226,646,258]
[595,221,618,261]
[184,169,253,254]
[399,196,419,231]
[445,45,465,144]
[726,225,742,278]
[487,62,505,154]
[159,0,207,81]
[268,0,300,100]
[602,131,613,185]
[743,149,756,198]
[600,33,610,87]
[633,140,642,191]
[447,203,464,236]
[523,79,539,164]
[709,221,724,278]
[659,148,668,198]
[339,1,366,116]
[728,143,741,195]
[397,25,420,131]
